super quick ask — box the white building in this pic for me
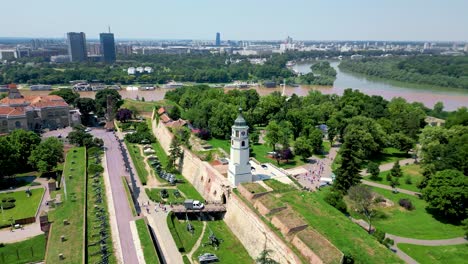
[228,109,252,186]
[0,49,17,60]
[51,55,71,63]
[144,66,154,73]
[127,67,136,75]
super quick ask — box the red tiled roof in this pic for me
[158,107,166,115]
[166,119,187,128]
[0,95,68,109]
[0,106,26,116]
[160,113,172,123]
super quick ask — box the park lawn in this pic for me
[46,147,86,264]
[126,142,149,185]
[369,147,411,164]
[207,138,230,154]
[277,186,403,264]
[135,219,160,264]
[177,179,204,201]
[263,179,296,193]
[365,164,423,192]
[192,220,253,264]
[122,99,156,113]
[368,188,464,239]
[166,215,204,253]
[0,234,46,264]
[398,243,468,264]
[151,141,169,169]
[145,188,185,204]
[0,187,44,226]
[241,182,267,194]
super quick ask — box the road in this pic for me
[91,129,139,264]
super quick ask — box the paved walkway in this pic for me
[361,158,416,176]
[91,129,139,264]
[361,180,421,196]
[386,234,468,264]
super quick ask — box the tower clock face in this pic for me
[241,131,246,136]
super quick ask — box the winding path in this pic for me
[360,180,421,197]
[187,221,207,262]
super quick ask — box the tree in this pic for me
[75,97,96,116]
[294,136,312,161]
[348,185,376,233]
[256,249,279,264]
[367,162,380,180]
[390,133,415,153]
[333,128,365,193]
[116,108,133,122]
[422,169,468,221]
[28,138,64,173]
[8,129,41,169]
[67,127,93,147]
[169,106,181,120]
[95,89,123,117]
[50,89,80,105]
[433,101,444,117]
[0,137,18,178]
[264,121,281,151]
[249,130,260,145]
[168,138,182,170]
[390,161,402,178]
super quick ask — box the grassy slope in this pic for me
[46,147,86,264]
[192,220,253,264]
[367,188,464,239]
[0,234,46,264]
[398,243,468,264]
[166,215,204,253]
[135,219,160,264]
[126,142,149,185]
[365,164,423,192]
[0,188,44,223]
[122,177,137,217]
[122,99,156,113]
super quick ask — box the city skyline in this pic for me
[1,0,467,42]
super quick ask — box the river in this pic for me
[18,61,467,111]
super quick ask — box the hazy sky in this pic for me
[2,0,467,41]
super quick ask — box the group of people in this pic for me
[141,200,169,215]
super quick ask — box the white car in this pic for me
[85,128,92,132]
[193,200,204,209]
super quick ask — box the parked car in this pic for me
[261,164,268,169]
[199,253,219,263]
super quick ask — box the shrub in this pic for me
[324,191,347,213]
[343,253,354,264]
[399,198,415,210]
[88,164,104,174]
[372,229,385,243]
[1,197,15,203]
[386,173,392,182]
[405,176,412,185]
[383,238,394,248]
[1,201,15,209]
[0,243,4,248]
[374,196,385,203]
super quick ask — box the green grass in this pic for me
[166,214,204,253]
[206,138,230,153]
[86,149,116,264]
[126,142,149,185]
[135,219,160,264]
[0,188,44,226]
[145,188,186,204]
[151,141,169,168]
[122,177,137,217]
[398,244,468,264]
[122,99,157,113]
[367,188,464,239]
[277,187,403,264]
[176,180,204,201]
[368,147,411,164]
[46,147,86,264]
[263,179,296,193]
[0,234,46,264]
[365,164,423,192]
[192,220,253,264]
[241,182,267,194]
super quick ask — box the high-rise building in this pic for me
[216,32,221,46]
[67,32,87,62]
[100,33,116,63]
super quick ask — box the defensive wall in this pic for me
[151,114,301,263]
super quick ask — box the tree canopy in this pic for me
[28,137,64,173]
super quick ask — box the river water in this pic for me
[19,61,467,111]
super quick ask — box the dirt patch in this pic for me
[271,208,308,236]
[294,228,343,264]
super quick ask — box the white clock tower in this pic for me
[228,108,252,186]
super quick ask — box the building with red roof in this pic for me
[0,85,71,133]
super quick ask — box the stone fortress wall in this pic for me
[151,115,301,263]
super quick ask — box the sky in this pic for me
[1,0,467,41]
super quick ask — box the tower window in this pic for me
[241,141,245,147]
[231,140,233,145]
[236,131,239,137]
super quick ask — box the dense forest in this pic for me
[339,56,468,89]
[299,61,337,85]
